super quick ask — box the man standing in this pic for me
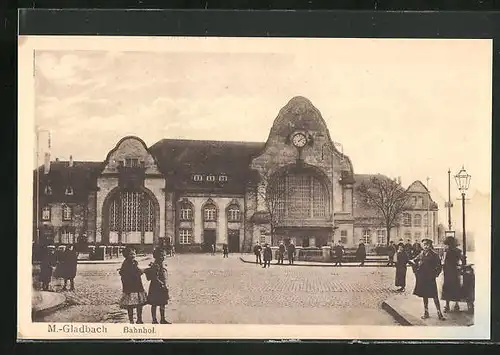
[253,243,262,265]
[404,239,413,257]
[333,241,345,266]
[277,241,285,265]
[387,240,397,266]
[262,244,272,268]
[287,241,296,265]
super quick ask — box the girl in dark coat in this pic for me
[145,248,170,324]
[118,247,147,324]
[39,246,57,291]
[356,243,366,266]
[410,239,445,320]
[262,244,272,268]
[441,237,463,313]
[60,245,78,291]
[395,243,409,292]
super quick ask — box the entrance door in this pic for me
[203,229,216,252]
[228,229,240,253]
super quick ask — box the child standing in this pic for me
[145,248,170,324]
[118,247,147,324]
[222,243,229,258]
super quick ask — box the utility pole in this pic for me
[446,169,453,231]
[426,176,431,242]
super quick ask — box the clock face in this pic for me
[292,132,307,148]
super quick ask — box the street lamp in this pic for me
[454,165,471,265]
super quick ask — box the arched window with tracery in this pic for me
[204,202,217,221]
[227,204,241,222]
[179,200,194,221]
[272,170,329,221]
[108,190,155,244]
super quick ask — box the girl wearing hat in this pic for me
[118,247,147,324]
[441,236,463,313]
[410,238,445,320]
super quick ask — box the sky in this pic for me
[33,38,492,226]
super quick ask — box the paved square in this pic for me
[38,254,407,325]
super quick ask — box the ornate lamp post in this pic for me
[454,166,471,265]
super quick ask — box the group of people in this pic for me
[393,236,465,320]
[253,241,297,268]
[38,245,78,292]
[118,246,170,324]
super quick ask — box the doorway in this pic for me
[203,229,216,252]
[228,229,240,253]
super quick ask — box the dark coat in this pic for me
[58,249,78,280]
[119,259,145,293]
[355,245,366,261]
[253,245,262,255]
[287,244,296,255]
[395,251,409,287]
[278,244,286,254]
[145,261,169,306]
[333,245,344,260]
[412,249,442,298]
[387,244,396,258]
[263,246,273,261]
[441,248,463,301]
[39,251,57,283]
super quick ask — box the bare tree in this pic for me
[357,176,411,246]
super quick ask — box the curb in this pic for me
[32,294,70,321]
[381,299,426,326]
[238,257,392,268]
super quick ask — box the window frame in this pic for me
[179,205,193,221]
[60,228,75,244]
[65,186,74,196]
[377,229,387,245]
[206,175,216,182]
[403,213,411,227]
[44,185,52,196]
[62,204,73,221]
[179,229,192,244]
[124,158,139,168]
[414,214,422,227]
[193,174,203,182]
[219,175,228,182]
[204,205,217,221]
[227,205,241,222]
[340,230,348,237]
[362,229,371,244]
[41,206,51,221]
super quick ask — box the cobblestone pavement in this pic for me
[38,254,408,325]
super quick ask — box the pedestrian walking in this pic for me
[222,243,229,258]
[387,241,396,266]
[410,239,445,321]
[262,243,272,268]
[253,243,262,265]
[211,243,216,256]
[60,245,78,291]
[39,245,57,291]
[145,248,170,324]
[441,236,463,313]
[333,241,344,266]
[277,241,285,264]
[287,241,296,265]
[118,247,147,324]
[355,242,366,266]
[395,243,409,292]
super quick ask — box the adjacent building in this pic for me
[33,96,438,252]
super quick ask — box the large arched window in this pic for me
[204,202,217,221]
[414,214,422,227]
[227,204,241,222]
[272,171,329,220]
[423,213,429,228]
[179,200,194,221]
[108,190,155,244]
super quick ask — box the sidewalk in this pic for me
[32,290,68,320]
[382,295,474,326]
[239,255,391,267]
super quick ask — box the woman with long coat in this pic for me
[411,239,445,320]
[441,236,463,313]
[355,243,366,266]
[60,245,78,291]
[395,243,409,292]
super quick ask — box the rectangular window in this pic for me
[179,229,192,244]
[340,230,348,237]
[65,186,74,195]
[193,174,203,182]
[228,208,240,222]
[62,205,72,221]
[42,206,51,221]
[60,229,75,244]
[219,175,228,182]
[403,213,411,227]
[207,175,215,182]
[259,235,267,244]
[377,229,387,245]
[362,229,371,244]
[404,231,411,240]
[340,236,347,244]
[180,207,193,221]
[125,158,139,167]
[204,207,216,221]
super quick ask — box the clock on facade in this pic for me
[291,132,308,148]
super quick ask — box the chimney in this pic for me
[43,152,50,174]
[69,155,74,167]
